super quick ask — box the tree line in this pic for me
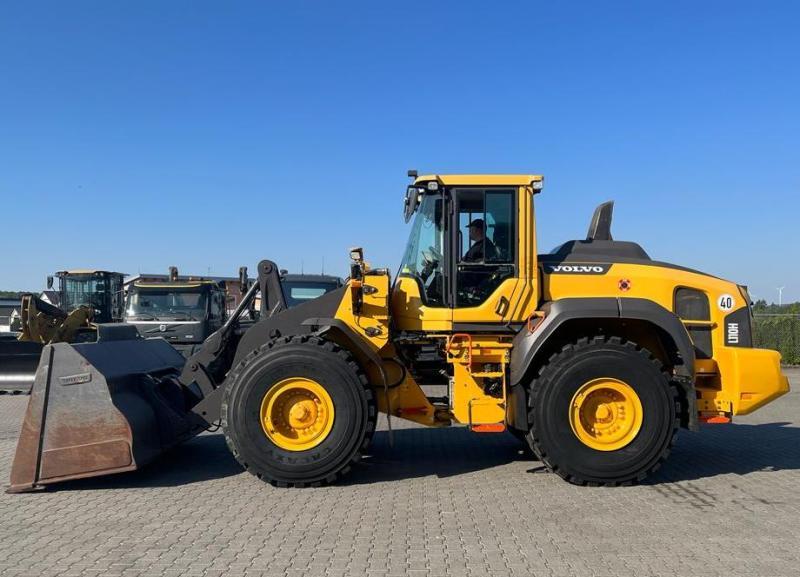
[752,301,799,365]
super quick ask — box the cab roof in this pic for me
[56,269,125,276]
[132,280,218,289]
[281,273,343,284]
[413,174,543,187]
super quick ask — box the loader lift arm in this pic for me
[7,260,289,493]
[18,294,94,345]
[179,260,287,423]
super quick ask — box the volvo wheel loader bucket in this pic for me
[8,325,197,493]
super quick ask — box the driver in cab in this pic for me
[418,219,498,295]
[459,218,500,302]
[463,219,497,262]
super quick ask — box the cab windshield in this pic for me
[126,289,207,321]
[398,192,445,306]
[63,276,108,313]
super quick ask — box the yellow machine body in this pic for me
[8,172,790,492]
[543,260,788,418]
[330,175,788,430]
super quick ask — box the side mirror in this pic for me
[349,247,364,263]
[404,186,421,223]
[46,276,54,289]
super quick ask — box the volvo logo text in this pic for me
[543,263,611,275]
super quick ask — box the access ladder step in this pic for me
[471,423,506,433]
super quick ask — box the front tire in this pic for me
[527,336,678,486]
[222,335,376,487]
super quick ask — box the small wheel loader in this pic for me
[0,270,125,394]
[8,173,790,492]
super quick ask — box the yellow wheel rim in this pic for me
[569,378,643,451]
[260,377,335,451]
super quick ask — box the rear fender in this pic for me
[509,297,698,430]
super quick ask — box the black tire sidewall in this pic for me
[533,342,675,483]
[225,340,369,484]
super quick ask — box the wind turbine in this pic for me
[777,286,785,307]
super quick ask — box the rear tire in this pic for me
[222,335,376,487]
[527,336,678,486]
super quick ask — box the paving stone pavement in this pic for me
[0,370,798,577]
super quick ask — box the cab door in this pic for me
[451,186,537,327]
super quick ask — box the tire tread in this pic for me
[526,335,679,486]
[221,334,377,487]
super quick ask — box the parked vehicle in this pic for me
[125,270,229,358]
[0,270,125,393]
[280,273,344,307]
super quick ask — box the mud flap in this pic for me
[7,334,195,493]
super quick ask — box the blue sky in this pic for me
[1,1,798,303]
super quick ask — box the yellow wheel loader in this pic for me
[0,270,126,394]
[8,173,790,492]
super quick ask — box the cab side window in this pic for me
[455,188,515,307]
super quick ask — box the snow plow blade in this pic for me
[7,325,199,493]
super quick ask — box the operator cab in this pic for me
[394,174,542,331]
[48,270,126,323]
